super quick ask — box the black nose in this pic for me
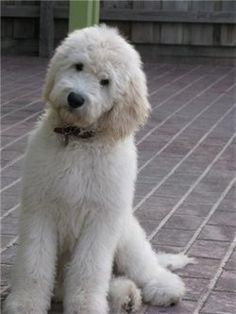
[67,92,85,108]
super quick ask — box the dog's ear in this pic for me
[100,70,151,140]
[42,58,55,103]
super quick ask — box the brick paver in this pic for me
[1,57,235,313]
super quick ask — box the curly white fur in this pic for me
[4,25,193,314]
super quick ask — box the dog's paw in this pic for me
[157,252,196,271]
[121,286,142,314]
[65,292,108,314]
[109,277,142,313]
[142,270,185,307]
[3,293,46,314]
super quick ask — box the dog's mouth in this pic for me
[58,106,95,128]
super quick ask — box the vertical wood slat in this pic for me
[190,24,214,46]
[190,0,215,12]
[221,25,236,46]
[14,18,36,39]
[102,1,132,9]
[221,0,236,12]
[39,0,54,57]
[2,19,14,38]
[161,0,188,11]
[103,1,131,39]
[102,1,115,9]
[132,1,155,43]
[161,23,184,45]
[105,2,132,40]
[160,0,184,46]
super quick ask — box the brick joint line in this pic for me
[193,235,236,313]
[184,175,236,254]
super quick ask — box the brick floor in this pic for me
[1,56,236,313]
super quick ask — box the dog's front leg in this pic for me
[3,208,57,314]
[64,211,122,314]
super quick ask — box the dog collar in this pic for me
[54,126,95,146]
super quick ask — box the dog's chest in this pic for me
[39,142,136,247]
[49,144,123,205]
[46,147,109,248]
[25,135,137,250]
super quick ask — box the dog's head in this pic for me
[43,25,150,140]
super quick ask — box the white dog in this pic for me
[4,25,193,314]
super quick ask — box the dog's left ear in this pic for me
[100,69,151,140]
[126,72,151,128]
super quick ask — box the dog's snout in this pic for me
[67,92,85,108]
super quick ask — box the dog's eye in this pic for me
[100,79,109,86]
[75,63,83,71]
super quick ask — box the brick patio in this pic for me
[1,57,236,314]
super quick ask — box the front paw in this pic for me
[3,293,47,314]
[109,278,142,313]
[65,293,108,314]
[142,270,185,307]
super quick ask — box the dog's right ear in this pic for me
[42,58,55,103]
[42,37,67,103]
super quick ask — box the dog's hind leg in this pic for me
[108,276,142,314]
[115,215,188,307]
